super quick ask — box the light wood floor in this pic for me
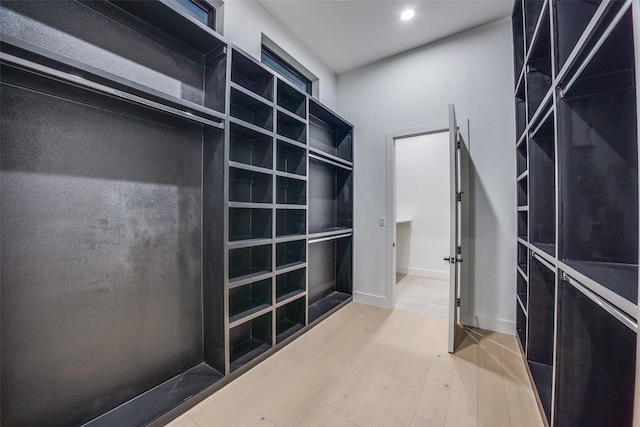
[166,302,544,427]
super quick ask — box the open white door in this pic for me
[447,104,468,353]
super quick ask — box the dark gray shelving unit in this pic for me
[0,1,228,426]
[512,0,638,425]
[0,6,354,423]
[222,47,353,378]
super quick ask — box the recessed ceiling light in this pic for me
[401,9,415,21]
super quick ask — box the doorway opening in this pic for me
[394,131,451,319]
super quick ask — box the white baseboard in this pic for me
[353,291,394,309]
[460,312,515,335]
[396,266,448,281]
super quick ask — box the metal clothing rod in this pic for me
[532,251,555,272]
[560,0,632,97]
[308,153,353,171]
[308,233,352,244]
[1,52,224,129]
[563,273,638,332]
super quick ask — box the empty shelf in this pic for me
[231,49,274,101]
[276,268,306,303]
[229,278,272,324]
[229,312,272,372]
[308,292,351,324]
[528,361,553,423]
[562,260,638,304]
[276,297,306,344]
[277,79,306,119]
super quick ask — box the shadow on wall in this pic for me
[396,224,412,272]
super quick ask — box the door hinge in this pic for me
[457,246,462,255]
[456,192,463,201]
[456,298,461,307]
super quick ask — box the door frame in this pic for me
[385,119,470,324]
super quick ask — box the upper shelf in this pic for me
[309,99,353,163]
[80,0,226,64]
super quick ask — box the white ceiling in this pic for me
[256,0,513,74]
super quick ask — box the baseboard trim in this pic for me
[353,291,394,309]
[396,266,448,281]
[460,313,515,335]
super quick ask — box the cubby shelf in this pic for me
[276,239,306,270]
[277,79,307,119]
[512,1,638,423]
[309,99,353,163]
[229,278,272,324]
[229,312,272,372]
[276,296,306,343]
[231,49,274,101]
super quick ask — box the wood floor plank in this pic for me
[169,302,544,427]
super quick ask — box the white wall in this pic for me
[396,133,450,280]
[337,18,516,333]
[222,0,337,108]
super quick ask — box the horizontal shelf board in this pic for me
[562,260,638,306]
[276,322,305,344]
[275,235,308,244]
[530,242,555,258]
[275,170,307,181]
[516,131,527,148]
[229,116,274,138]
[276,289,306,305]
[517,266,528,281]
[230,81,275,107]
[523,1,549,62]
[517,293,527,315]
[228,304,272,327]
[81,0,225,62]
[309,99,354,128]
[276,134,308,149]
[276,105,307,124]
[308,228,353,242]
[227,238,273,250]
[275,204,307,210]
[229,340,271,373]
[308,148,353,169]
[514,67,525,93]
[517,237,529,246]
[517,206,528,211]
[527,89,554,128]
[308,292,351,324]
[84,362,223,427]
[276,262,307,274]
[517,170,529,181]
[228,202,273,209]
[228,270,273,288]
[277,137,308,152]
[228,161,273,176]
[527,361,553,423]
[0,49,224,130]
[3,36,226,122]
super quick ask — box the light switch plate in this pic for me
[379,217,385,227]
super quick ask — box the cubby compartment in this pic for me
[309,100,353,162]
[229,167,273,204]
[524,0,546,49]
[518,210,528,240]
[512,0,525,80]
[558,8,638,304]
[229,312,272,372]
[276,296,306,343]
[276,268,306,302]
[277,111,306,144]
[555,276,636,426]
[516,300,527,350]
[228,244,272,282]
[277,80,306,119]
[529,109,555,256]
[517,269,528,307]
[230,87,273,131]
[309,158,353,234]
[518,242,528,273]
[526,9,552,120]
[229,278,272,323]
[276,176,306,205]
[277,140,306,176]
[229,122,273,169]
[517,175,528,207]
[527,254,555,423]
[229,208,272,241]
[231,50,274,101]
[516,83,527,140]
[276,239,306,270]
[553,0,601,72]
[276,209,306,237]
[308,236,352,323]
[517,139,527,176]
